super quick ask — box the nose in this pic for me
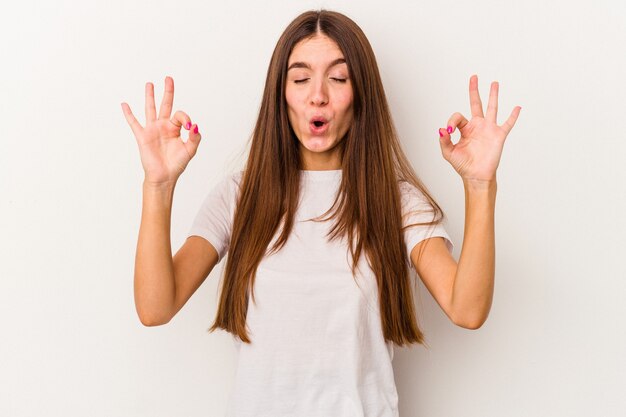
[309,79,328,106]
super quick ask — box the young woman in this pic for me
[121,9,520,417]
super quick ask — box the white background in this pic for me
[1,0,624,416]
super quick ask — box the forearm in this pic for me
[134,181,177,326]
[450,178,497,329]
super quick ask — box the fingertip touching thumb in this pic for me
[438,128,453,155]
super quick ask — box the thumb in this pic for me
[438,127,454,160]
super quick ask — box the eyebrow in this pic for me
[287,58,347,71]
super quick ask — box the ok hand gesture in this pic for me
[121,76,202,186]
[438,75,521,183]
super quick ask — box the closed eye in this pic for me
[294,78,309,84]
[331,78,347,83]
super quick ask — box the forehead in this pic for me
[288,34,345,65]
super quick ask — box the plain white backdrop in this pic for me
[1,0,624,416]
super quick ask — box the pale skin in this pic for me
[285,35,354,170]
[121,35,520,328]
[414,75,521,330]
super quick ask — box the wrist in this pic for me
[143,179,177,191]
[142,180,177,202]
[462,176,497,192]
[142,181,176,211]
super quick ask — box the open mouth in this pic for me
[310,116,329,130]
[309,118,329,135]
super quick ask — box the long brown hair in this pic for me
[208,10,446,347]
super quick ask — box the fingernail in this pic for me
[185,122,191,130]
[447,125,453,134]
[438,128,443,137]
[194,125,199,134]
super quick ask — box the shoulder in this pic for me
[398,179,419,195]
[398,180,430,207]
[397,179,445,227]
[232,169,244,184]
[221,169,244,187]
[209,170,244,195]
[194,170,244,213]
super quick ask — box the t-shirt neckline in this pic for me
[299,169,342,181]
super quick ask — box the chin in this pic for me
[302,136,337,152]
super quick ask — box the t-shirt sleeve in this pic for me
[400,181,454,267]
[187,172,241,264]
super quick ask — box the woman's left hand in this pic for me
[438,74,521,182]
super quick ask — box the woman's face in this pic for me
[285,34,354,170]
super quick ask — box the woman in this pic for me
[121,9,520,417]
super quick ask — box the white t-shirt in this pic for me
[188,169,454,417]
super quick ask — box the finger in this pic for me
[446,112,469,134]
[469,74,484,118]
[158,76,174,120]
[438,127,454,160]
[121,102,144,138]
[486,81,499,123]
[170,110,192,130]
[185,123,202,158]
[501,106,522,135]
[145,82,157,122]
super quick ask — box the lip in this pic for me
[309,116,330,135]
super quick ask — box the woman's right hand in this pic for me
[121,76,202,186]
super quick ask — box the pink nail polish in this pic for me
[185,122,191,130]
[438,129,443,137]
[447,126,453,134]
[194,125,199,134]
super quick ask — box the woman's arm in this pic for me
[411,178,496,329]
[121,76,204,325]
[134,182,178,326]
[411,74,520,329]
[452,178,497,328]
